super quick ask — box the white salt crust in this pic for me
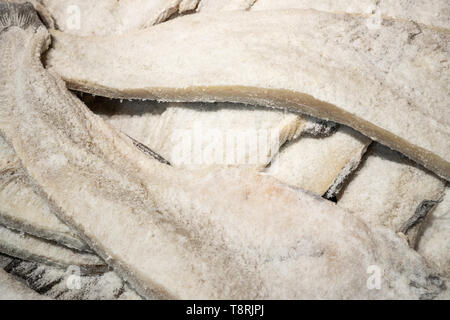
[46,10,450,180]
[338,143,446,234]
[266,126,370,196]
[39,0,182,36]
[0,14,446,299]
[251,0,450,30]
[0,134,89,251]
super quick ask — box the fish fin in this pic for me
[0,2,43,33]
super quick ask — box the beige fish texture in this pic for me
[197,0,256,11]
[39,0,181,36]
[0,3,446,299]
[87,97,306,170]
[338,143,446,242]
[251,0,450,30]
[0,135,89,251]
[46,10,450,181]
[265,126,370,196]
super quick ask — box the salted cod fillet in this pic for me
[1,3,447,299]
[0,134,89,251]
[0,268,49,300]
[338,143,446,247]
[186,1,371,190]
[86,96,309,170]
[3,256,142,300]
[251,0,450,30]
[46,10,450,181]
[88,96,346,188]
[38,0,182,36]
[265,126,371,197]
[88,97,350,192]
[0,224,106,272]
[417,187,450,277]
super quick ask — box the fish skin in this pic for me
[417,187,450,277]
[45,10,450,181]
[0,3,447,299]
[4,257,142,300]
[3,0,55,28]
[0,253,12,269]
[0,268,49,300]
[0,224,106,273]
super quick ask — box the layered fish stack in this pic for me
[0,0,449,299]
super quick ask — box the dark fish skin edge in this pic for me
[0,2,43,33]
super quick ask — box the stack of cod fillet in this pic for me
[0,0,449,300]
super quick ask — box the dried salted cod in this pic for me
[417,188,450,277]
[46,271,141,300]
[3,257,142,300]
[251,0,450,30]
[265,126,370,197]
[4,0,54,28]
[0,134,89,251]
[38,0,181,36]
[1,3,447,299]
[338,143,446,247]
[0,224,106,272]
[397,200,440,248]
[179,0,200,13]
[46,10,450,181]
[0,268,49,300]
[0,254,12,269]
[197,0,256,11]
[86,97,307,170]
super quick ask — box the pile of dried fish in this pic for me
[0,1,448,300]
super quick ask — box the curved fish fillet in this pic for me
[87,97,306,170]
[45,10,450,180]
[0,134,89,251]
[338,143,446,247]
[0,3,446,299]
[0,224,105,272]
